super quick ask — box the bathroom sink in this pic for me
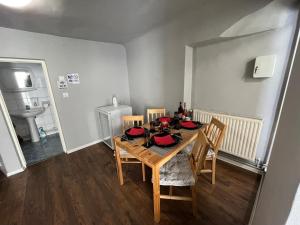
[10,107,45,142]
[10,107,45,119]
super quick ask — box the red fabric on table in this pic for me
[181,121,197,128]
[159,117,171,123]
[127,127,145,136]
[154,135,175,146]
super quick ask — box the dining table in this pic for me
[113,122,203,223]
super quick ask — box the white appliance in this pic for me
[96,105,132,149]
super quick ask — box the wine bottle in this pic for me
[183,102,187,116]
[178,102,184,114]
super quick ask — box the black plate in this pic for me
[180,121,203,130]
[150,132,180,148]
[125,127,148,138]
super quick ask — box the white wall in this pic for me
[125,0,298,163]
[125,0,274,115]
[192,26,295,162]
[286,184,300,225]
[251,23,300,225]
[0,108,23,175]
[0,27,130,175]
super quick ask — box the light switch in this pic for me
[59,76,65,82]
[62,92,69,98]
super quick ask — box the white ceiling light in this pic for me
[0,0,32,8]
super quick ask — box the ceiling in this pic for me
[0,0,208,43]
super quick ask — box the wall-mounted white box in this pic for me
[253,55,276,78]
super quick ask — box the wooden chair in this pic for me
[158,130,210,215]
[200,117,226,184]
[147,108,166,123]
[118,115,146,182]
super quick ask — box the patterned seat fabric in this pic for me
[183,141,215,158]
[159,154,195,186]
[206,148,215,158]
[181,142,195,155]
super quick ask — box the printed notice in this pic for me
[67,73,80,84]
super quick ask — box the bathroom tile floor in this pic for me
[21,133,64,166]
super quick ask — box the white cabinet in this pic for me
[96,105,132,149]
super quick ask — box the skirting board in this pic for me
[67,139,103,154]
[67,139,262,174]
[217,155,264,175]
[46,130,59,136]
[6,168,25,177]
[4,140,103,177]
[4,140,261,177]
[0,167,7,176]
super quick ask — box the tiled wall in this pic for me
[1,63,58,140]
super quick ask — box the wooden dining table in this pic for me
[113,124,200,223]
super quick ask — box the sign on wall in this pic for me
[67,73,80,84]
[57,76,68,89]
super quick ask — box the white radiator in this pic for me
[193,109,263,161]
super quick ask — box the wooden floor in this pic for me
[0,143,261,225]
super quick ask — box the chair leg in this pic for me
[115,153,124,185]
[169,186,173,196]
[142,163,146,182]
[203,159,207,169]
[191,186,197,216]
[212,157,216,185]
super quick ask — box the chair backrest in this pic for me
[122,115,144,133]
[190,130,210,179]
[205,117,226,153]
[147,108,166,122]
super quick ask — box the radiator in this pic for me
[193,109,263,161]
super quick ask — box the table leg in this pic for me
[115,143,124,185]
[152,166,160,223]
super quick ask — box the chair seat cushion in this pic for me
[206,149,215,158]
[159,154,195,186]
[181,141,195,155]
[119,148,136,158]
[182,142,215,159]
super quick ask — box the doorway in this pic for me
[0,58,66,167]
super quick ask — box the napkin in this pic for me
[127,127,145,136]
[181,121,197,129]
[154,135,175,145]
[159,117,171,123]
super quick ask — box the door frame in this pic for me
[0,58,67,169]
